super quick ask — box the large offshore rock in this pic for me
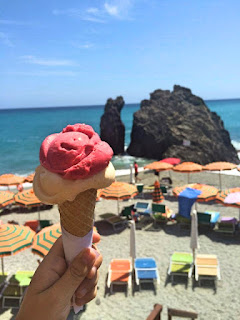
[127,85,239,164]
[100,96,125,155]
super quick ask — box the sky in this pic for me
[1,0,240,108]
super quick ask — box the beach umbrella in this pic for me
[152,180,164,203]
[0,174,25,188]
[173,162,202,183]
[99,181,138,214]
[173,184,219,203]
[203,162,237,190]
[0,224,35,274]
[0,191,15,208]
[14,188,43,220]
[160,158,181,165]
[144,161,173,181]
[24,173,35,183]
[129,220,136,267]
[216,188,240,220]
[190,210,199,261]
[32,224,61,258]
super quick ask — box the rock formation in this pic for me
[100,96,125,155]
[127,85,239,164]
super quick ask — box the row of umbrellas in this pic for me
[0,173,34,186]
[144,160,238,188]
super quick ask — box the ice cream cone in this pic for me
[59,188,97,237]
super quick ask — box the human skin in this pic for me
[16,232,102,320]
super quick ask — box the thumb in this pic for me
[50,247,96,303]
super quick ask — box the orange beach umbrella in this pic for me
[24,173,35,183]
[0,174,24,187]
[15,188,43,220]
[0,224,35,273]
[100,181,138,214]
[173,162,202,183]
[173,184,219,202]
[0,191,15,208]
[152,180,164,203]
[32,224,61,258]
[144,161,173,180]
[203,162,237,190]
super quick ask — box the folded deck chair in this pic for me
[2,271,34,308]
[107,259,132,295]
[195,254,220,287]
[168,252,193,284]
[134,257,160,290]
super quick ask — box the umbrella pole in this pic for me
[1,257,4,275]
[38,206,41,221]
[219,171,222,190]
[169,170,172,179]
[117,199,120,215]
[188,173,190,184]
[239,208,240,221]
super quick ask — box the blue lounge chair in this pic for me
[134,257,160,290]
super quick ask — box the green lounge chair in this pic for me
[2,271,34,308]
[168,252,193,284]
[121,205,134,220]
[197,212,211,226]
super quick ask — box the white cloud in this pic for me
[70,41,93,49]
[104,3,119,16]
[20,55,77,67]
[86,7,99,14]
[53,8,105,23]
[0,19,30,25]
[0,32,14,47]
[4,71,77,77]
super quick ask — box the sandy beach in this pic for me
[0,169,240,320]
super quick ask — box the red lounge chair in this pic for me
[107,259,132,295]
[24,220,39,232]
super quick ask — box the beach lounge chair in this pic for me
[2,271,34,308]
[151,203,172,225]
[24,220,39,232]
[195,254,220,287]
[167,307,198,319]
[134,257,160,290]
[146,304,163,320]
[0,273,9,299]
[120,204,135,220]
[168,252,193,284]
[214,217,237,235]
[39,219,52,229]
[105,215,128,232]
[107,259,132,295]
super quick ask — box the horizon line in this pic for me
[0,97,240,111]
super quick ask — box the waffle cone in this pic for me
[58,188,97,237]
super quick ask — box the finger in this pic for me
[75,268,98,298]
[49,247,96,303]
[92,231,100,244]
[87,252,102,279]
[75,286,98,306]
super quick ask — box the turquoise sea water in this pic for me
[0,99,240,175]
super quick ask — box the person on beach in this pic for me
[134,161,140,182]
[16,231,102,320]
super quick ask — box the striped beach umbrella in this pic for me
[173,162,202,183]
[99,181,138,214]
[144,161,173,181]
[24,173,35,183]
[216,188,240,219]
[32,224,61,258]
[152,180,164,203]
[173,184,219,202]
[0,224,35,273]
[0,174,25,187]
[203,162,237,190]
[0,191,15,208]
[15,188,43,220]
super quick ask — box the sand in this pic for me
[0,170,240,320]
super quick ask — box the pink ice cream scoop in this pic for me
[40,123,113,180]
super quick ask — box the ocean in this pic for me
[0,99,240,176]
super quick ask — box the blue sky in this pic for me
[1,0,240,108]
